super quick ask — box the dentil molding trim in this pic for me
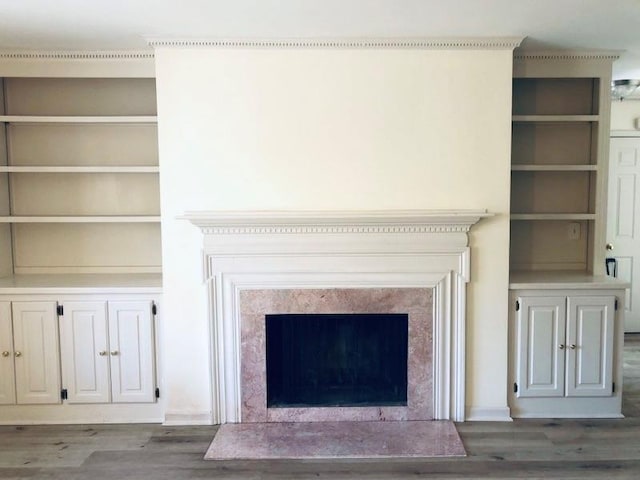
[514,49,621,60]
[0,50,154,60]
[148,37,523,50]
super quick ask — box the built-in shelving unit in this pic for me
[0,77,161,275]
[509,61,614,275]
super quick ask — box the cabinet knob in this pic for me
[570,344,577,350]
[110,351,119,356]
[559,344,565,350]
[14,351,22,357]
[99,351,108,356]
[606,243,614,251]
[1,351,9,357]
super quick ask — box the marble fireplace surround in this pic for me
[184,210,491,423]
[240,287,432,422]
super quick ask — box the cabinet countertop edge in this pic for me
[509,271,630,290]
[0,273,163,294]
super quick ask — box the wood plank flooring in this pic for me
[1,335,640,479]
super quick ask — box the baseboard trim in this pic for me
[0,404,164,425]
[163,412,213,425]
[465,406,513,422]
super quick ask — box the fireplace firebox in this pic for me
[266,313,409,408]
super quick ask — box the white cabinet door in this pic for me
[516,296,566,397]
[59,302,110,403]
[566,296,615,397]
[12,302,61,404]
[0,302,16,405]
[108,301,155,403]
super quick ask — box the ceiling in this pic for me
[1,0,639,79]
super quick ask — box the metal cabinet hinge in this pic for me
[615,299,618,311]
[515,300,520,311]
[513,382,518,393]
[152,303,157,316]
[61,389,68,400]
[612,382,616,393]
[155,387,160,399]
[56,305,64,316]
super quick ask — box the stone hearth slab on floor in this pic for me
[204,420,466,460]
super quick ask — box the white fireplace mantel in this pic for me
[184,210,492,423]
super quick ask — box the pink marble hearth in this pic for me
[239,288,433,423]
[205,420,466,460]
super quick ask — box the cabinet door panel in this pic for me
[12,302,61,404]
[0,302,16,405]
[516,296,566,397]
[108,301,155,403]
[59,302,110,403]
[566,296,615,396]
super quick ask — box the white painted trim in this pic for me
[162,412,213,426]
[512,412,624,419]
[186,210,490,424]
[0,404,164,425]
[148,37,523,50]
[514,50,621,60]
[0,50,154,59]
[0,51,155,77]
[611,130,640,137]
[182,209,492,234]
[465,406,513,422]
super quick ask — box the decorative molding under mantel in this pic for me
[148,37,523,50]
[0,50,154,60]
[182,209,493,235]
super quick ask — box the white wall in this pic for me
[611,100,640,131]
[154,46,514,423]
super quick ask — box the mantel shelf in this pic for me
[0,115,158,124]
[0,166,159,173]
[0,215,160,223]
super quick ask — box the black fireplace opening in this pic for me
[265,313,408,408]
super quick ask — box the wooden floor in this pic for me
[2,336,640,479]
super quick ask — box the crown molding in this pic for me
[514,49,622,61]
[0,50,154,60]
[148,36,523,50]
[181,209,493,235]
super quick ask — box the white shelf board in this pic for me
[510,213,596,221]
[0,273,162,294]
[0,216,160,223]
[511,164,597,172]
[512,115,599,122]
[0,166,159,173]
[0,115,157,124]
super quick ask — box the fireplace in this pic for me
[184,209,491,423]
[266,313,408,408]
[240,288,431,422]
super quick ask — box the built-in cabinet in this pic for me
[508,52,629,418]
[509,281,624,418]
[60,301,156,404]
[0,58,163,424]
[0,276,162,423]
[514,295,615,399]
